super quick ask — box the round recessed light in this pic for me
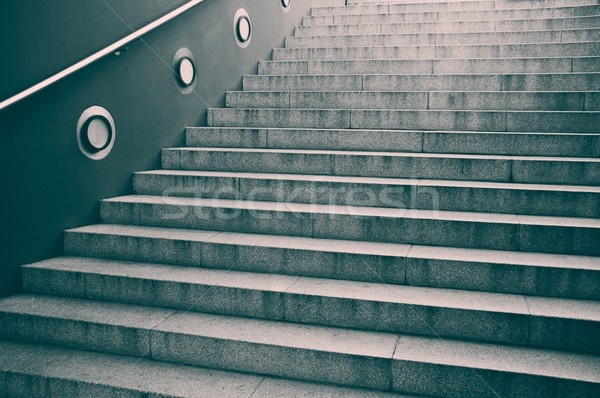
[234,9,252,48]
[76,106,116,160]
[237,16,251,42]
[282,0,291,8]
[172,48,197,94]
[178,57,195,86]
[85,116,111,151]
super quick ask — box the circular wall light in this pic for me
[76,106,116,160]
[178,57,195,86]
[234,9,252,48]
[172,48,197,94]
[281,0,291,12]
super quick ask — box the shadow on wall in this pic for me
[0,0,344,298]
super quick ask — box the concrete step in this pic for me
[302,6,600,26]
[100,195,600,255]
[243,73,600,92]
[0,294,598,397]
[316,0,600,15]
[21,256,600,351]
[294,15,600,36]
[133,169,600,218]
[225,90,600,111]
[163,147,600,185]
[258,57,600,76]
[208,108,600,133]
[272,42,600,61]
[63,223,600,300]
[349,0,594,6]
[0,341,422,398]
[286,28,600,47]
[186,127,600,157]
[0,294,397,391]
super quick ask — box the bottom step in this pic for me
[0,340,417,398]
[0,295,598,398]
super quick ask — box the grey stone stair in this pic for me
[99,195,600,255]
[225,90,600,111]
[0,340,422,398]
[319,0,600,15]
[208,108,600,133]
[20,256,600,352]
[2,0,599,396]
[302,6,600,26]
[258,57,600,75]
[62,224,600,300]
[133,170,600,217]
[243,73,600,92]
[186,128,600,157]
[272,42,600,60]
[0,294,598,397]
[286,28,600,47]
[294,16,600,36]
[161,147,600,185]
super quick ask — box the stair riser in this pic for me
[209,108,600,134]
[0,314,151,358]
[259,58,600,76]
[302,6,600,26]
[23,268,286,321]
[134,173,600,218]
[2,371,153,398]
[0,314,392,391]
[62,231,600,300]
[22,266,600,353]
[392,361,600,398]
[226,91,600,111]
[272,43,600,61]
[294,16,600,36]
[151,332,392,390]
[62,231,407,286]
[187,128,600,157]
[100,201,600,255]
[317,0,600,15]
[286,29,600,47]
[244,73,600,92]
[164,148,600,186]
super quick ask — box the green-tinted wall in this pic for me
[0,0,343,297]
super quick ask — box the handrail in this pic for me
[0,0,207,112]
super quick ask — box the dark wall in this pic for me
[0,0,343,297]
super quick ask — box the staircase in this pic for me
[2,0,600,396]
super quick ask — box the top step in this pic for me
[307,5,600,24]
[346,0,595,7]
[322,0,600,15]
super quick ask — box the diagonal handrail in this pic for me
[0,0,207,112]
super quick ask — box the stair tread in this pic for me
[0,294,398,358]
[289,27,600,40]
[166,146,600,162]
[103,195,600,228]
[233,90,600,94]
[1,294,598,383]
[137,169,600,193]
[263,55,600,62]
[303,9,600,26]
[24,256,600,320]
[393,335,600,382]
[0,341,419,398]
[250,72,600,77]
[276,41,600,50]
[67,223,600,270]
[315,2,600,14]
[296,13,600,28]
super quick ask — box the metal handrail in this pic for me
[0,0,207,112]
